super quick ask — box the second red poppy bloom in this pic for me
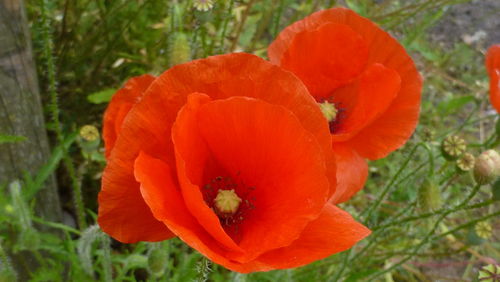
[268,8,422,203]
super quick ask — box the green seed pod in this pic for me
[193,0,214,11]
[418,178,442,212]
[441,135,466,161]
[421,128,435,142]
[475,221,492,239]
[78,125,100,153]
[170,32,191,67]
[456,152,475,172]
[148,248,168,277]
[473,150,500,185]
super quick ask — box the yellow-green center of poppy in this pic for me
[319,101,338,122]
[214,189,242,214]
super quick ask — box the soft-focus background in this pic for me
[0,0,499,281]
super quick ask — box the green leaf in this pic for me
[0,134,27,144]
[86,88,116,104]
[344,269,378,282]
[24,131,78,199]
[437,95,475,115]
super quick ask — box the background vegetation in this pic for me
[0,0,499,281]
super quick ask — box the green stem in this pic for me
[101,234,113,282]
[230,0,256,52]
[0,239,16,279]
[373,199,494,231]
[40,0,86,229]
[196,257,211,282]
[367,184,482,280]
[271,0,286,38]
[218,0,235,53]
[330,248,352,281]
[361,143,425,221]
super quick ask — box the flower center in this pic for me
[214,189,242,215]
[319,101,338,122]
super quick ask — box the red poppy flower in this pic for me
[486,45,500,113]
[98,53,370,272]
[268,8,422,203]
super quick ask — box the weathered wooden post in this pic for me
[0,0,62,222]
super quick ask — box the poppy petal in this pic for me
[171,93,243,252]
[151,53,337,198]
[134,151,269,273]
[257,204,370,269]
[269,8,422,160]
[195,96,330,262]
[98,85,186,243]
[280,22,369,98]
[98,164,175,242]
[329,143,368,204]
[486,45,500,113]
[331,63,401,142]
[103,74,155,158]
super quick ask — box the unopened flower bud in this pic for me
[418,179,442,212]
[456,152,475,172]
[170,32,191,67]
[473,150,500,185]
[441,135,466,160]
[148,248,168,277]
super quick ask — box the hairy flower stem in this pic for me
[230,0,256,51]
[218,0,235,53]
[196,257,211,282]
[361,143,425,221]
[374,199,495,231]
[40,0,86,229]
[0,239,16,279]
[332,144,429,281]
[367,184,482,280]
[101,234,113,282]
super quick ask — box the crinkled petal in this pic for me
[103,74,155,158]
[257,204,370,269]
[280,23,369,98]
[331,63,401,142]
[329,143,368,204]
[134,151,268,273]
[173,93,330,262]
[172,93,243,252]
